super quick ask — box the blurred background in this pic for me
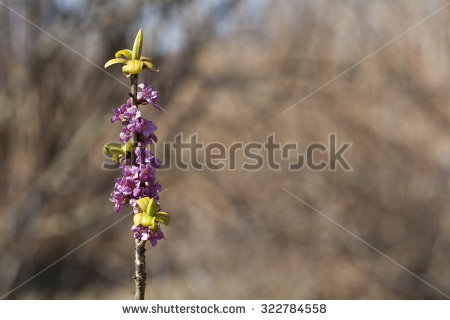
[0,0,449,299]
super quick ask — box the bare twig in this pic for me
[131,74,138,107]
[134,239,147,299]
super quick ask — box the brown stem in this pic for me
[130,74,138,106]
[134,238,147,299]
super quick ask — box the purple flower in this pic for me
[131,223,165,246]
[139,163,156,182]
[111,159,162,214]
[123,105,141,120]
[122,165,140,179]
[119,119,138,143]
[151,157,162,168]
[110,193,125,213]
[136,118,157,140]
[137,181,161,202]
[110,178,129,213]
[135,145,161,168]
[111,104,126,123]
[111,99,132,123]
[138,79,161,110]
[119,117,157,144]
[134,146,145,165]
[148,182,161,199]
[108,78,168,245]
[109,174,144,213]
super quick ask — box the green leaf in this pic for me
[154,211,170,226]
[104,58,127,69]
[143,61,159,72]
[140,56,153,63]
[122,140,133,152]
[104,144,124,155]
[133,213,143,227]
[126,60,143,74]
[136,197,150,213]
[109,147,124,155]
[140,215,155,227]
[132,29,143,60]
[147,198,160,216]
[115,49,132,60]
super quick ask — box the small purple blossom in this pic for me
[119,118,139,143]
[131,223,165,246]
[111,99,132,123]
[109,177,136,213]
[123,105,141,120]
[138,79,161,110]
[119,117,156,144]
[136,118,157,142]
[139,163,156,182]
[111,104,126,124]
[122,165,140,179]
[135,144,161,167]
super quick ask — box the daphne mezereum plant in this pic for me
[103,29,170,300]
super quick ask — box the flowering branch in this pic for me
[104,29,169,300]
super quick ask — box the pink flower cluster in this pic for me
[109,81,165,243]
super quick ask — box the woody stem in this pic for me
[134,238,147,299]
